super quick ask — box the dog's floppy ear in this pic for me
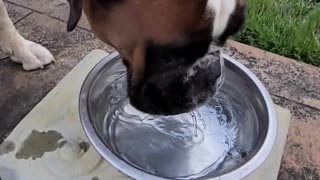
[67,0,82,31]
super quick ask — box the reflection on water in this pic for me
[95,71,255,179]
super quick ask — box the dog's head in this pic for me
[67,0,245,115]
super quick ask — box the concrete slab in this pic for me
[0,50,291,180]
[0,12,112,142]
[5,0,91,30]
[224,40,320,111]
[3,1,31,24]
[14,12,110,57]
[245,106,290,180]
[273,96,320,179]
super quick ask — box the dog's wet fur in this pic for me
[67,0,246,115]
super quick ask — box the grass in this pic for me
[233,0,320,67]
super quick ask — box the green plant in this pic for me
[233,0,320,66]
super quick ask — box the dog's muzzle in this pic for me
[130,45,224,115]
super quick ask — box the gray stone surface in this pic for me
[224,41,320,111]
[5,0,91,30]
[4,1,31,23]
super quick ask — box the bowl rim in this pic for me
[79,51,278,180]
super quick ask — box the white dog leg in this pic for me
[0,0,55,70]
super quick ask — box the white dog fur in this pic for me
[207,0,237,38]
[0,0,54,70]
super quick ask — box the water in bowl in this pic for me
[94,67,258,179]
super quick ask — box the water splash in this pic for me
[86,55,261,179]
[95,73,252,179]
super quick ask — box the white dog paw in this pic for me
[20,57,44,71]
[9,40,55,71]
[27,40,55,66]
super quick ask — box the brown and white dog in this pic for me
[67,0,246,115]
[0,0,55,70]
[0,0,245,115]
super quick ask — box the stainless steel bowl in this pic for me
[79,52,277,179]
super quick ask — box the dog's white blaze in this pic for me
[207,0,236,38]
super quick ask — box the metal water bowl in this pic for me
[79,52,277,179]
